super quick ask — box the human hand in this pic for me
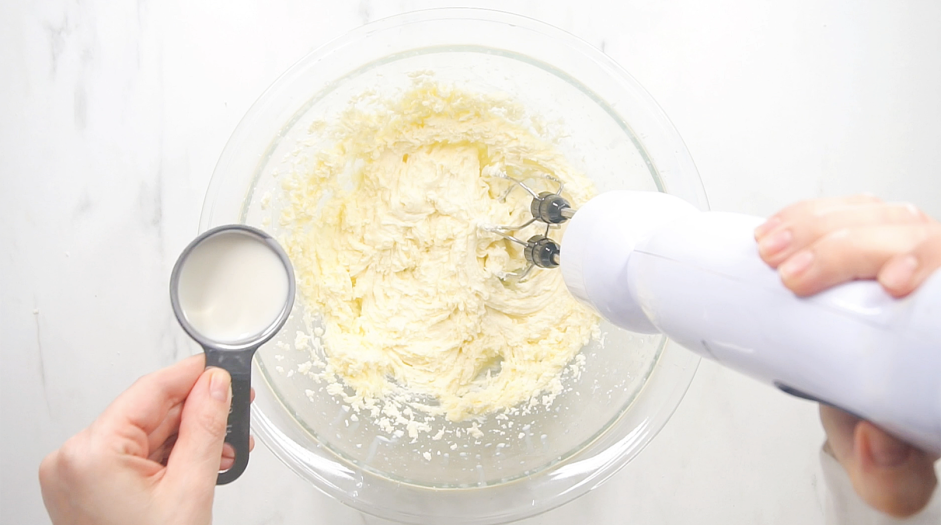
[754,194,941,297]
[755,195,941,517]
[39,355,255,525]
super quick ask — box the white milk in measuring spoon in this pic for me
[177,231,290,343]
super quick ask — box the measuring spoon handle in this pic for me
[204,347,256,485]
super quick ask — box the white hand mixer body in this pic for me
[559,191,941,455]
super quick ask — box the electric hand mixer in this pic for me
[487,175,941,455]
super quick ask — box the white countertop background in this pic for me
[2,1,940,523]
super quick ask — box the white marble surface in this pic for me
[2,1,940,523]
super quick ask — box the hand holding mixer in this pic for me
[487,174,941,455]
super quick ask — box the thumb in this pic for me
[878,223,941,297]
[849,421,938,518]
[164,368,232,497]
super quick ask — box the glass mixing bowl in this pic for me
[200,8,708,524]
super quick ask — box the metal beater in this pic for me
[482,172,577,282]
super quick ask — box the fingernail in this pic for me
[889,202,924,220]
[879,255,918,291]
[758,229,793,257]
[780,251,814,278]
[754,217,781,239]
[209,369,231,402]
[869,432,912,468]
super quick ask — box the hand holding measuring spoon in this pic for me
[40,226,295,524]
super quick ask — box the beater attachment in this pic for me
[483,172,577,282]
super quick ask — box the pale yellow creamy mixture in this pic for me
[281,80,600,426]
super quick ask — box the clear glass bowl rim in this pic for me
[200,7,707,524]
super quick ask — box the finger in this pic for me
[147,377,237,457]
[146,402,185,455]
[96,355,206,457]
[820,406,939,518]
[754,195,883,240]
[164,368,231,498]
[777,224,931,296]
[849,421,938,518]
[819,404,859,466]
[221,443,235,471]
[219,437,256,471]
[251,387,255,403]
[148,433,179,465]
[879,224,941,297]
[757,202,925,267]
